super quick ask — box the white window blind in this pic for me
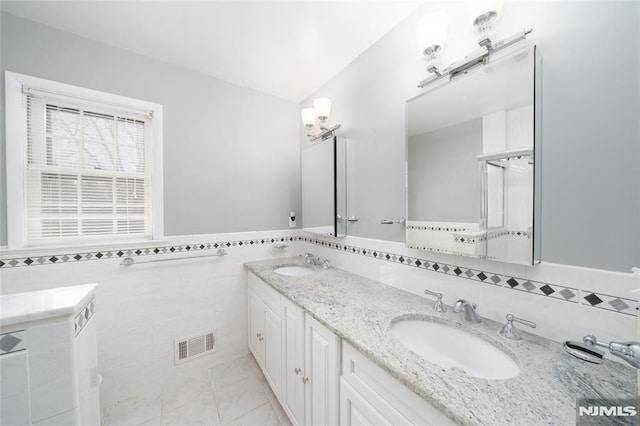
[25,90,152,245]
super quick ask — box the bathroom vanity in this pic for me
[0,284,100,426]
[244,258,636,425]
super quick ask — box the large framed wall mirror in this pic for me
[406,44,541,265]
[302,136,347,237]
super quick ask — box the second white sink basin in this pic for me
[391,319,520,380]
[273,265,315,277]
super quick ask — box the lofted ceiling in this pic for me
[1,1,422,102]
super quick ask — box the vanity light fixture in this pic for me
[301,97,341,142]
[417,1,531,89]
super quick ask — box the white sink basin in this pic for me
[273,265,315,277]
[390,319,520,380]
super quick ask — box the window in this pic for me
[5,72,164,250]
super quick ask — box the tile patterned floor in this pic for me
[101,355,292,426]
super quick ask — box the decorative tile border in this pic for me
[406,245,451,253]
[492,153,532,163]
[0,236,300,269]
[74,297,96,337]
[407,225,473,232]
[453,235,480,244]
[1,234,636,318]
[452,229,530,244]
[582,292,639,316]
[301,236,639,318]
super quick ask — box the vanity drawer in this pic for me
[341,342,454,426]
[248,272,281,314]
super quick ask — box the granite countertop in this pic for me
[244,257,637,425]
[0,283,97,329]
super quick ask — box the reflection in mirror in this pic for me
[406,44,539,265]
[301,136,346,237]
[336,138,347,236]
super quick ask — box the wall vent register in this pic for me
[174,330,217,365]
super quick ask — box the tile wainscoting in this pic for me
[0,230,304,410]
[300,236,638,317]
[298,233,638,346]
[2,232,636,316]
[1,229,638,408]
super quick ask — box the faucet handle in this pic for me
[499,314,536,340]
[424,289,447,313]
[509,314,536,328]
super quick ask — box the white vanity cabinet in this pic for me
[340,342,455,426]
[0,284,100,426]
[281,297,306,424]
[248,272,340,426]
[248,273,283,399]
[281,298,340,426]
[303,313,340,426]
[247,270,450,426]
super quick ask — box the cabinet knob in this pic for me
[302,376,309,384]
[294,368,301,375]
[256,333,262,338]
[259,337,264,342]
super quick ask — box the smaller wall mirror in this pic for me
[302,136,346,236]
[406,44,541,265]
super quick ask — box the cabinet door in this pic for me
[75,315,101,426]
[281,298,305,425]
[248,290,265,365]
[340,378,392,426]
[342,342,455,426]
[304,314,340,426]
[0,350,31,425]
[27,320,76,423]
[263,304,282,400]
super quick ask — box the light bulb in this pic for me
[313,98,332,123]
[301,108,316,130]
[467,0,504,40]
[416,12,449,70]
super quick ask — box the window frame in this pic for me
[5,71,164,252]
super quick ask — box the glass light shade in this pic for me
[313,98,332,122]
[301,108,316,129]
[467,0,504,38]
[416,12,449,59]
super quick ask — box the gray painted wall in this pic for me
[408,119,482,223]
[301,1,640,273]
[0,12,301,242]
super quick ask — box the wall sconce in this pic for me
[301,97,341,142]
[417,1,531,89]
[416,12,449,76]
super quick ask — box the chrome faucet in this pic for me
[453,299,482,324]
[583,335,640,368]
[303,253,330,269]
[303,252,318,265]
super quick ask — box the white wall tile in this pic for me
[300,234,638,346]
[0,230,302,410]
[2,229,637,410]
